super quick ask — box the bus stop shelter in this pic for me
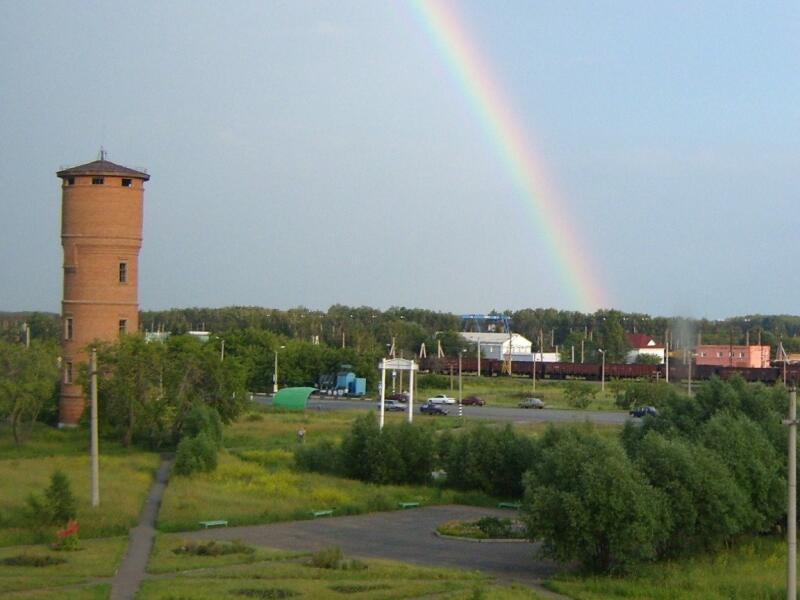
[273,387,316,410]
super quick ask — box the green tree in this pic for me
[596,311,630,363]
[0,340,59,444]
[632,431,748,556]
[699,413,785,532]
[563,381,598,409]
[523,426,667,573]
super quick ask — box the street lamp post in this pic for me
[532,350,537,393]
[598,349,606,393]
[458,349,465,404]
[273,345,286,394]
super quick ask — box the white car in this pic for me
[427,394,456,405]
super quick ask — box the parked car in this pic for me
[420,402,448,416]
[462,395,485,406]
[518,397,545,409]
[427,394,456,405]
[379,399,406,412]
[386,392,409,402]
[630,405,659,418]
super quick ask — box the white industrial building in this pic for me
[459,332,560,362]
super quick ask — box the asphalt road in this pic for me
[254,394,630,426]
[187,505,564,588]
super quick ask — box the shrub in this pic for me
[2,554,66,567]
[339,413,381,481]
[52,519,79,551]
[615,381,677,410]
[563,382,597,409]
[523,425,667,573]
[232,589,298,599]
[173,540,254,556]
[439,424,536,497]
[308,546,367,571]
[415,373,450,390]
[699,413,785,532]
[26,469,77,529]
[633,431,748,556]
[294,440,342,475]
[475,516,515,538]
[182,403,223,448]
[329,585,391,593]
[46,470,77,525]
[174,432,219,476]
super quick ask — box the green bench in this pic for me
[198,520,228,528]
[311,509,334,518]
[398,502,420,509]
[497,502,521,510]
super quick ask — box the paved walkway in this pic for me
[104,459,568,598]
[186,505,565,590]
[110,456,173,600]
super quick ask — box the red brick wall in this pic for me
[59,174,145,425]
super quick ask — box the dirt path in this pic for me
[110,456,173,600]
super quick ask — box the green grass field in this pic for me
[418,374,622,410]
[140,538,544,599]
[159,408,495,531]
[547,536,795,599]
[0,425,159,547]
[0,535,125,596]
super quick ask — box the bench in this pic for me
[398,502,420,509]
[198,520,228,528]
[311,509,334,518]
[497,502,521,510]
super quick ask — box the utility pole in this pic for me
[581,339,585,363]
[458,350,464,404]
[90,348,99,507]
[532,351,537,392]
[786,386,797,600]
[598,349,606,393]
[220,339,225,362]
[477,341,481,377]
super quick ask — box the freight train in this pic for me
[418,356,800,385]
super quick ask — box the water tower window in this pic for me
[119,319,127,335]
[121,178,132,187]
[64,362,73,384]
[119,262,127,283]
[64,317,73,341]
[92,177,104,185]
[66,177,75,185]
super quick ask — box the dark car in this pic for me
[386,392,409,402]
[630,405,659,418]
[420,402,448,416]
[518,397,545,409]
[462,395,485,406]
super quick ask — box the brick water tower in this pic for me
[56,154,149,426]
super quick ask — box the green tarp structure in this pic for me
[273,387,316,410]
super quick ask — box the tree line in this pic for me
[5,306,800,360]
[296,376,790,573]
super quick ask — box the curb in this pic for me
[433,531,529,543]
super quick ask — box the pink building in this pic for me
[695,345,771,368]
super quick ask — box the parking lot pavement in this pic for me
[185,505,563,587]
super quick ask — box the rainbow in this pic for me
[410,0,608,311]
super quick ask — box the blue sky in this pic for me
[1,1,798,319]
